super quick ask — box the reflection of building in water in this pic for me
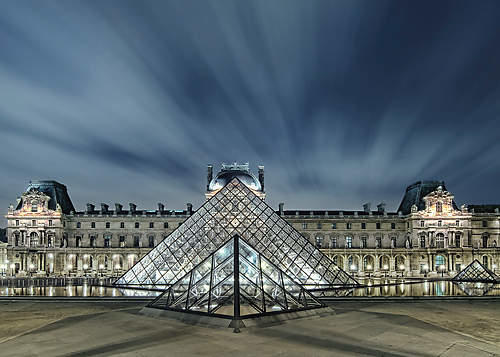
[4,163,500,279]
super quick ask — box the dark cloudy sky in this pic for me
[2,0,500,224]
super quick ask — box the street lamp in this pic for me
[366,264,372,279]
[383,264,389,278]
[28,263,35,277]
[399,264,405,278]
[10,263,15,276]
[440,265,445,277]
[423,264,429,278]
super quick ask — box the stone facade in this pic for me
[5,165,500,279]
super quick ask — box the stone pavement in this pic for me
[0,300,498,356]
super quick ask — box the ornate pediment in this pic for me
[16,188,54,215]
[418,186,461,217]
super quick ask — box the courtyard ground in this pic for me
[0,300,498,356]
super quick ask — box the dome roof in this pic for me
[208,166,262,192]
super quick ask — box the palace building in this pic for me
[4,163,500,279]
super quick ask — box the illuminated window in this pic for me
[331,237,337,248]
[345,236,352,248]
[119,236,126,248]
[436,233,445,248]
[31,203,38,212]
[315,236,323,248]
[436,202,442,213]
[104,235,111,248]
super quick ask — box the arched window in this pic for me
[436,202,442,213]
[148,236,155,248]
[436,233,445,248]
[435,255,445,270]
[29,232,39,247]
[104,235,111,248]
[75,236,82,248]
[420,235,426,248]
[454,233,461,247]
[483,256,489,268]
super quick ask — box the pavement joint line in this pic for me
[0,306,142,346]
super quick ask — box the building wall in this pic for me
[5,186,500,278]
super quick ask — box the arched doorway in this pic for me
[363,255,375,271]
[435,255,445,271]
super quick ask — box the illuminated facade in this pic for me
[5,163,500,278]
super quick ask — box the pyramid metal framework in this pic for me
[148,235,324,319]
[452,259,499,283]
[115,178,358,294]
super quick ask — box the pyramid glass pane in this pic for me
[148,235,324,318]
[452,260,499,283]
[116,178,357,292]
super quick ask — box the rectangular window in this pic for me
[331,222,336,229]
[361,237,367,248]
[331,237,337,248]
[316,222,322,229]
[345,236,352,248]
[90,236,96,248]
[456,220,459,227]
[104,235,111,248]
[346,223,352,230]
[148,236,155,248]
[361,223,366,229]
[133,236,140,248]
[420,220,424,227]
[164,222,169,229]
[438,220,442,227]
[106,222,110,229]
[420,236,425,248]
[376,237,381,248]
[49,220,53,227]
[31,204,38,212]
[120,222,125,228]
[32,220,36,226]
[391,223,395,229]
[135,222,140,228]
[376,222,381,229]
[15,220,19,226]
[149,222,154,228]
[91,222,95,228]
[302,223,308,229]
[119,236,125,248]
[482,220,488,228]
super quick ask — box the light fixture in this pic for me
[29,263,35,270]
[67,264,73,270]
[10,264,15,269]
[48,254,53,259]
[366,264,372,270]
[350,264,357,270]
[83,264,89,270]
[399,264,405,270]
[423,264,429,270]
[115,264,121,269]
[383,264,389,270]
[99,264,105,269]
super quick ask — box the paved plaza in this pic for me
[0,300,499,356]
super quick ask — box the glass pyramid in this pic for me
[148,235,324,318]
[452,259,499,283]
[115,178,358,295]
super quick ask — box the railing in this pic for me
[0,277,115,287]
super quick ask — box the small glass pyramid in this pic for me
[452,259,498,282]
[148,235,324,318]
[115,178,358,295]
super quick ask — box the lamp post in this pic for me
[10,263,15,277]
[423,264,429,278]
[399,264,405,278]
[383,264,389,278]
[28,263,35,278]
[366,264,372,279]
[440,265,445,277]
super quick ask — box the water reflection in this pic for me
[0,285,160,297]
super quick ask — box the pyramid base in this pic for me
[140,306,335,329]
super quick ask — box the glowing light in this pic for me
[350,264,357,270]
[115,264,121,269]
[83,264,89,270]
[99,264,105,269]
[28,264,35,270]
[10,264,15,269]
[67,264,73,270]
[399,264,405,270]
[383,264,389,270]
[423,264,429,270]
[366,264,372,270]
[47,254,53,259]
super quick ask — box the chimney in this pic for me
[86,203,95,214]
[158,203,164,212]
[279,203,284,216]
[115,203,123,213]
[258,165,264,191]
[100,203,109,214]
[363,202,371,212]
[377,202,386,213]
[207,164,213,191]
[187,203,193,215]
[129,203,137,213]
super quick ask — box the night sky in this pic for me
[1,1,500,224]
